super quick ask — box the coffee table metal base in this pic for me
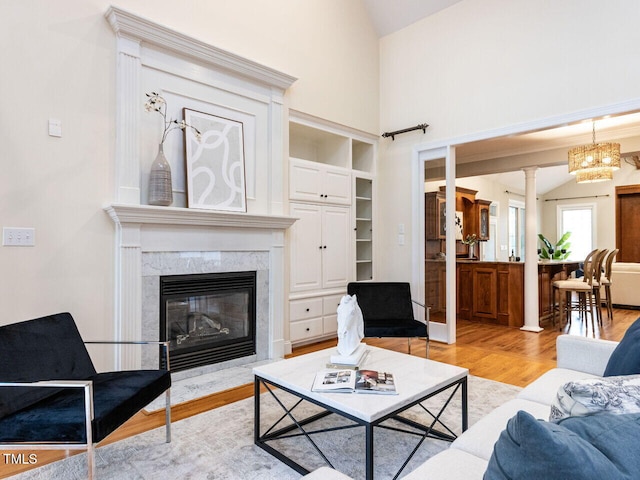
[254,375,467,480]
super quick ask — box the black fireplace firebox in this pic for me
[160,271,256,372]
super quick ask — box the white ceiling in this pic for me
[455,112,640,194]
[363,0,463,37]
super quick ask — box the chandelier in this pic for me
[567,121,620,183]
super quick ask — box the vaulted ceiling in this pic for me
[363,1,640,194]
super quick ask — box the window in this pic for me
[508,201,525,260]
[558,204,595,261]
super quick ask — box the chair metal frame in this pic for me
[0,341,171,480]
[347,282,430,358]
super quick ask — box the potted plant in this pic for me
[538,232,571,261]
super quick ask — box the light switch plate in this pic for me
[48,118,62,137]
[3,228,35,246]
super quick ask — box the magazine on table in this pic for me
[311,369,397,395]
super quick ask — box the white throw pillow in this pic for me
[550,374,640,422]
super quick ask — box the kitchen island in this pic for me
[425,259,580,327]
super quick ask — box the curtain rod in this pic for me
[505,190,524,197]
[382,123,429,141]
[505,190,539,200]
[544,194,610,202]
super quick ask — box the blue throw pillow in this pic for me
[559,413,640,472]
[604,317,640,376]
[484,411,630,480]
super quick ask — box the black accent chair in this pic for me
[347,282,429,357]
[0,312,171,479]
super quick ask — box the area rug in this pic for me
[13,376,521,480]
[144,359,274,412]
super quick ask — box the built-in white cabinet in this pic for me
[290,158,351,205]
[289,293,343,342]
[289,203,350,292]
[287,112,376,345]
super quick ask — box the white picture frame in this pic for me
[183,108,247,212]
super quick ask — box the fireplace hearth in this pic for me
[160,271,256,372]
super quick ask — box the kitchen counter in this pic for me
[425,259,581,326]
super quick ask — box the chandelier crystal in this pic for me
[567,121,620,183]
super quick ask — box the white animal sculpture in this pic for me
[336,294,364,357]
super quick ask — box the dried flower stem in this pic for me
[144,92,201,144]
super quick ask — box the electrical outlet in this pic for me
[3,228,35,246]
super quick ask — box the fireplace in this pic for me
[160,271,256,372]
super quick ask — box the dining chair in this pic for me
[599,248,619,322]
[552,249,607,332]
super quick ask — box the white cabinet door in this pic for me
[322,206,351,289]
[290,159,323,203]
[290,158,350,205]
[324,166,351,205]
[290,203,323,292]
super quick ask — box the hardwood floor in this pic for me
[2,308,638,478]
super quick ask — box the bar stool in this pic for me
[599,249,619,322]
[552,249,607,331]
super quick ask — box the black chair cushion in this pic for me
[364,319,427,338]
[0,369,171,443]
[347,282,427,338]
[0,313,97,419]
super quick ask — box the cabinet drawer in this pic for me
[290,318,324,341]
[323,294,344,315]
[290,297,323,321]
[323,314,338,335]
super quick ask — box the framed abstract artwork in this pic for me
[183,108,247,212]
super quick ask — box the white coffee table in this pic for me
[253,345,468,479]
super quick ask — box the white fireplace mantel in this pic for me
[105,204,297,230]
[105,6,297,370]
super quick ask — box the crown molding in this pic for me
[105,5,297,91]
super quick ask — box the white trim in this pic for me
[105,6,297,90]
[105,204,297,230]
[412,98,640,344]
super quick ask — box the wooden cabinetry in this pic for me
[476,200,491,241]
[457,262,523,327]
[425,191,446,240]
[425,188,491,259]
[425,260,447,315]
[538,261,580,323]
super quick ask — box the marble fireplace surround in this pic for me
[106,204,296,373]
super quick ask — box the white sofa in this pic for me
[302,335,619,480]
[611,262,640,308]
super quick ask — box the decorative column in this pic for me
[521,166,543,332]
[269,230,286,358]
[445,145,457,343]
[113,35,142,205]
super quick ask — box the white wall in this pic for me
[0,1,379,368]
[377,0,640,280]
